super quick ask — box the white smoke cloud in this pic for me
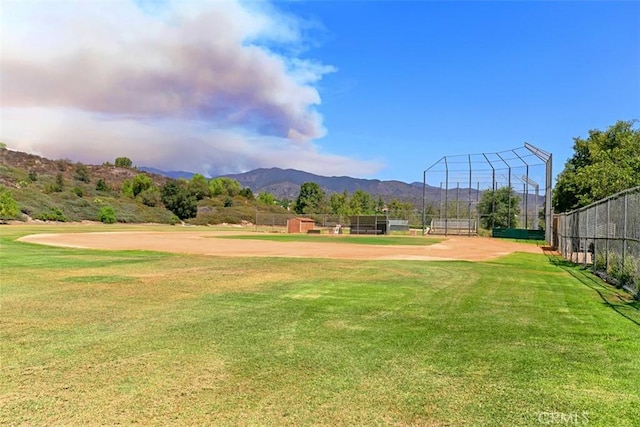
[0,0,382,177]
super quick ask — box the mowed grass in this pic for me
[1,225,639,426]
[214,233,441,246]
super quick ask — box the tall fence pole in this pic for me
[422,170,427,235]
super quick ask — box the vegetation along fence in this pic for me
[555,186,639,297]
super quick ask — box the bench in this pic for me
[350,227,383,235]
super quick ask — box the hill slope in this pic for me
[1,148,177,223]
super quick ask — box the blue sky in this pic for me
[2,0,638,184]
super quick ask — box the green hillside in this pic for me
[0,148,288,224]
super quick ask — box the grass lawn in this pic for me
[1,225,639,426]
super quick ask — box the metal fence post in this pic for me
[606,197,610,273]
[584,209,588,267]
[623,191,628,272]
[593,203,598,272]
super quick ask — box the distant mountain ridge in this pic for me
[137,167,196,180]
[222,167,430,200]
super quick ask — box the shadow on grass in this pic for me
[543,248,639,327]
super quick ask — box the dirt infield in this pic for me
[18,231,544,261]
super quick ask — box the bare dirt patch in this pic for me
[18,230,544,261]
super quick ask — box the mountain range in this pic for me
[139,165,543,211]
[139,166,437,203]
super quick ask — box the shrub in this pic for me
[137,186,161,207]
[74,163,90,182]
[95,179,109,192]
[122,179,134,198]
[594,251,607,271]
[55,173,64,192]
[56,159,69,171]
[35,207,67,222]
[73,187,84,197]
[99,206,116,224]
[42,173,65,193]
[0,185,20,220]
[28,171,38,182]
[612,256,638,288]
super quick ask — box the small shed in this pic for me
[287,217,316,234]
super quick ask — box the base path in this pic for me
[19,231,544,261]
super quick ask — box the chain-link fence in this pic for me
[253,211,424,234]
[555,187,639,297]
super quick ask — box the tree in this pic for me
[239,187,254,199]
[330,191,349,216]
[477,186,520,229]
[114,157,133,168]
[388,198,414,213]
[161,180,197,220]
[209,177,242,197]
[258,192,276,206]
[131,174,153,198]
[188,174,210,200]
[553,120,640,212]
[0,185,20,219]
[279,198,292,210]
[348,189,375,215]
[293,182,326,214]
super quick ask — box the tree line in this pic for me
[291,182,414,216]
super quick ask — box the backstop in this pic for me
[422,143,552,241]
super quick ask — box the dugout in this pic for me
[349,215,389,235]
[287,217,316,234]
[389,219,410,232]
